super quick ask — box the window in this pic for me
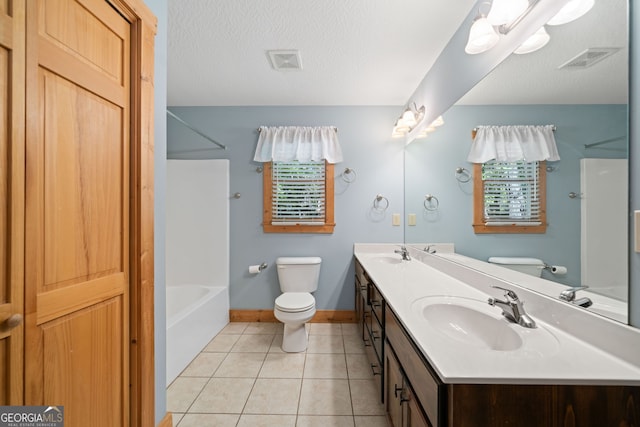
[262,161,335,233]
[473,161,547,234]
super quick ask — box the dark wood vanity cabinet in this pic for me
[354,258,640,427]
[385,341,432,427]
[355,260,385,400]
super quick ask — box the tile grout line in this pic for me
[294,343,309,426]
[236,332,273,424]
[171,322,388,426]
[343,331,357,426]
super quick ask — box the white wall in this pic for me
[581,159,628,300]
[166,159,230,287]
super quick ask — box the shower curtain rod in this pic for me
[584,135,626,149]
[472,125,557,132]
[257,126,338,132]
[167,110,227,150]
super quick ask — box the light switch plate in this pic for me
[392,213,401,226]
[408,213,417,226]
[635,211,640,253]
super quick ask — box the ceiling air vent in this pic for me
[558,48,621,70]
[267,50,303,71]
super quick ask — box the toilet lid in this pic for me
[275,292,315,313]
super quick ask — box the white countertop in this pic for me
[354,243,640,385]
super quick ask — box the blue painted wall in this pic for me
[405,104,627,289]
[167,104,627,311]
[167,107,404,310]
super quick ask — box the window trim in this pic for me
[262,161,335,234]
[472,161,547,234]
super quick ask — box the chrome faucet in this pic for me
[394,246,411,261]
[487,286,537,329]
[559,286,588,302]
[559,286,592,308]
[423,245,436,254]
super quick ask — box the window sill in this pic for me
[473,223,547,234]
[262,223,336,234]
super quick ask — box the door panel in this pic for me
[0,0,25,406]
[42,298,123,425]
[40,70,125,291]
[25,1,130,425]
[39,0,127,84]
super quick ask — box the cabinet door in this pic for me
[405,386,431,427]
[385,342,403,427]
[355,275,364,337]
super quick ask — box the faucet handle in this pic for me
[559,286,588,301]
[491,285,519,301]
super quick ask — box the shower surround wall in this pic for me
[165,159,230,383]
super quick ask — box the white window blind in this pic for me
[272,161,326,225]
[482,161,542,225]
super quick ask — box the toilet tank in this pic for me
[276,257,322,292]
[488,257,545,277]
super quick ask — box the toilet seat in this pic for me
[275,292,315,313]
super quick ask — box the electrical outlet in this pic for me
[408,213,417,226]
[392,213,401,226]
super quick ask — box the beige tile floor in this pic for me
[168,322,390,427]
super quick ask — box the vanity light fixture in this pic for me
[465,12,500,54]
[465,0,594,56]
[401,107,419,128]
[487,0,529,26]
[414,117,445,139]
[513,26,550,54]
[546,0,594,26]
[396,116,445,140]
[392,104,424,138]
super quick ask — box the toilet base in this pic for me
[281,323,308,353]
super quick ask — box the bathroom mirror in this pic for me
[404,0,629,323]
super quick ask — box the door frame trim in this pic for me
[104,1,157,426]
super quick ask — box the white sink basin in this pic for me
[422,301,523,351]
[368,254,403,264]
[411,296,560,356]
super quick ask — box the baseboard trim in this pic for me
[157,412,172,427]
[229,309,356,323]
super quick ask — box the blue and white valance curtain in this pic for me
[467,125,560,163]
[253,126,343,163]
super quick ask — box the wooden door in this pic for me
[24,0,131,425]
[0,0,26,405]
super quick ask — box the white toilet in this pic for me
[487,257,545,277]
[274,256,322,352]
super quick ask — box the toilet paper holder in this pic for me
[248,262,269,274]
[543,263,567,275]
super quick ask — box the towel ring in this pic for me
[342,167,357,183]
[424,194,439,211]
[373,194,389,211]
[455,167,471,183]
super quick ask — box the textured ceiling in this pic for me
[167,0,475,106]
[168,0,627,107]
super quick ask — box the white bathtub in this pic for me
[166,285,229,384]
